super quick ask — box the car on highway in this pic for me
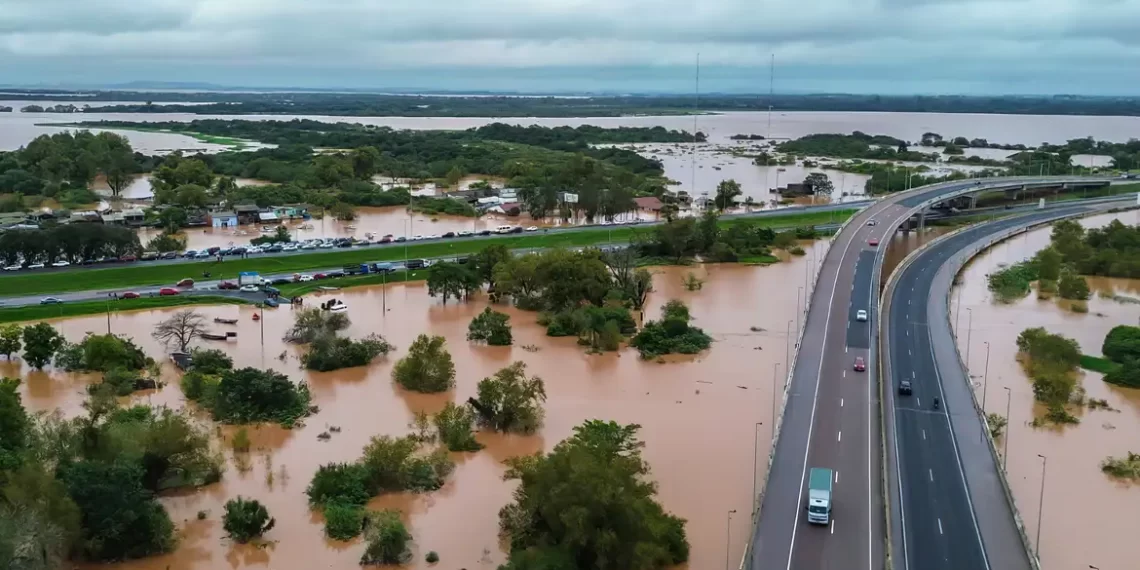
[313,273,327,280]
[297,274,314,282]
[867,219,877,226]
[270,277,291,286]
[39,297,63,305]
[856,309,868,322]
[121,291,140,299]
[195,250,212,259]
[3,265,20,271]
[121,254,137,262]
[27,263,44,269]
[427,234,440,240]
[442,232,456,238]
[51,260,70,267]
[898,380,913,395]
[176,278,195,287]
[526,226,539,232]
[183,250,198,258]
[140,253,159,261]
[159,287,179,296]
[161,251,178,260]
[509,226,524,234]
[867,238,880,246]
[240,284,260,293]
[218,281,239,290]
[853,357,866,372]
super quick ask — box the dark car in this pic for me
[232,246,247,255]
[406,259,427,270]
[442,231,456,239]
[271,277,292,286]
[456,256,470,264]
[394,236,407,243]
[326,271,345,278]
[379,235,393,244]
[121,291,140,299]
[266,244,284,253]
[218,247,234,256]
[161,251,179,260]
[509,226,524,234]
[898,380,913,395]
[478,230,493,236]
[141,252,159,261]
[183,250,199,258]
[337,240,353,248]
[218,281,239,290]
[206,246,221,255]
[853,357,866,372]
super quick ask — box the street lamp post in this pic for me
[772,362,781,437]
[726,509,737,570]
[1036,454,1047,561]
[752,422,763,516]
[954,285,963,337]
[1003,387,1012,471]
[965,308,974,372]
[797,286,804,333]
[982,341,991,412]
[785,320,793,369]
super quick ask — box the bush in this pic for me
[1100,451,1140,480]
[426,550,440,564]
[392,335,455,393]
[468,307,513,346]
[542,305,636,351]
[433,402,483,452]
[987,260,1038,302]
[306,462,372,508]
[210,367,312,427]
[284,307,350,344]
[60,460,175,561]
[223,497,275,543]
[1102,325,1140,363]
[323,503,366,540]
[1057,269,1090,300]
[232,427,251,452]
[630,300,713,358]
[1105,359,1140,388]
[301,333,393,371]
[190,348,233,375]
[472,361,547,434]
[57,332,153,373]
[360,509,412,565]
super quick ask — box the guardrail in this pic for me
[739,202,866,570]
[880,200,1134,570]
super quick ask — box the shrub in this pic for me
[433,402,483,452]
[190,348,233,375]
[60,459,175,561]
[1057,269,1090,300]
[392,335,455,393]
[323,503,366,540]
[467,307,513,346]
[284,308,350,344]
[426,550,440,564]
[306,462,371,508]
[223,497,275,543]
[301,333,393,371]
[1102,325,1140,363]
[630,300,713,358]
[360,509,412,565]
[210,367,312,427]
[232,427,251,452]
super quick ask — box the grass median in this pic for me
[0,295,249,324]
[0,209,854,298]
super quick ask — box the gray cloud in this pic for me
[1,0,1138,94]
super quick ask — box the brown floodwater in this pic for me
[951,210,1140,570]
[7,244,828,570]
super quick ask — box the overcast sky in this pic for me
[1,0,1138,95]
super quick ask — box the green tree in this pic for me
[223,497,275,543]
[472,361,547,434]
[157,206,188,233]
[472,244,512,290]
[467,307,513,346]
[1035,247,1063,282]
[302,334,393,372]
[392,335,456,393]
[630,300,713,359]
[360,510,412,565]
[1103,325,1140,363]
[22,322,63,370]
[211,368,312,426]
[350,146,381,180]
[146,232,186,253]
[498,420,688,569]
[284,307,351,344]
[60,460,175,561]
[804,172,834,197]
[445,165,465,187]
[713,179,742,211]
[306,462,371,508]
[0,378,28,474]
[0,324,22,358]
[433,402,483,452]
[151,156,215,194]
[1057,268,1090,300]
[427,261,479,304]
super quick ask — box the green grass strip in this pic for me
[1079,354,1121,375]
[0,210,854,298]
[0,295,249,324]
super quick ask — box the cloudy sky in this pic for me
[1,0,1137,95]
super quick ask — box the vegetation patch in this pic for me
[1016,327,1083,425]
[1100,452,1140,481]
[631,300,713,359]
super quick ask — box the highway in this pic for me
[881,203,1113,570]
[747,175,1117,570]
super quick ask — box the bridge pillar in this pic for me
[918,208,927,231]
[969,195,978,209]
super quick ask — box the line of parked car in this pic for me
[3,225,569,272]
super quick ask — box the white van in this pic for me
[496,225,514,234]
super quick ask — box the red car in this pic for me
[121,291,140,299]
[853,357,866,372]
[159,287,180,296]
[218,281,239,290]
[176,278,195,287]
[380,235,393,244]
[314,273,328,280]
[120,254,137,262]
[868,238,880,247]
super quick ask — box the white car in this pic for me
[298,274,314,282]
[856,309,868,322]
[458,230,473,237]
[51,260,70,267]
[427,234,440,240]
[301,241,318,250]
[27,263,45,269]
[246,246,263,254]
[412,235,425,241]
[867,219,877,226]
[4,265,21,271]
[239,284,260,293]
[525,226,539,232]
[319,241,334,249]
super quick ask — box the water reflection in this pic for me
[11,249,827,570]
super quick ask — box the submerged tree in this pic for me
[467,307,513,346]
[392,335,456,393]
[151,309,208,353]
[223,497,275,543]
[471,361,547,434]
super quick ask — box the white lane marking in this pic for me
[929,469,934,482]
[917,397,922,407]
[923,429,927,440]
[835,471,840,483]
[912,371,916,378]
[909,349,912,356]
[843,370,846,378]
[831,520,836,534]
[938,518,944,535]
[783,209,865,570]
[841,398,845,407]
[846,346,849,353]
[838,431,843,442]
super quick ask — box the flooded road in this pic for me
[6,244,828,570]
[950,210,1140,570]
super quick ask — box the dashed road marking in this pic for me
[938,518,944,535]
[841,398,845,407]
[837,431,842,442]
[929,469,934,482]
[923,429,927,440]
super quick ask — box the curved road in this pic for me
[882,203,1120,570]
[747,176,1115,570]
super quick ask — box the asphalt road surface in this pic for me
[748,175,1115,570]
[883,204,1104,570]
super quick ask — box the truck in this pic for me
[806,467,833,525]
[238,271,262,286]
[343,263,371,276]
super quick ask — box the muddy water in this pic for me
[7,245,827,570]
[951,210,1140,570]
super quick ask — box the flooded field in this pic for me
[951,210,1140,570]
[6,246,827,570]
